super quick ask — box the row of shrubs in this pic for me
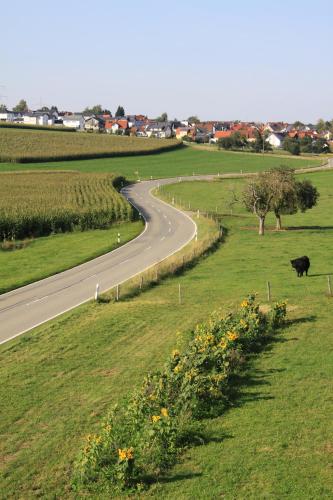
[72,294,287,494]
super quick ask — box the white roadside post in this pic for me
[117,232,121,244]
[95,283,100,301]
[195,230,198,242]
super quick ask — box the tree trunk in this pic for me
[259,216,265,235]
[275,213,282,230]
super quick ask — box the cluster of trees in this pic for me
[243,168,319,235]
[82,105,124,117]
[218,130,272,153]
[284,136,329,155]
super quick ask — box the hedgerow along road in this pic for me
[0,175,215,345]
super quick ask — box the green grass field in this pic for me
[1,169,332,498]
[0,222,143,294]
[0,146,323,179]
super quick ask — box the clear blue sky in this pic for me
[1,0,332,122]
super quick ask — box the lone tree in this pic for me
[270,168,298,230]
[243,168,319,234]
[115,105,125,117]
[243,172,275,235]
[251,129,272,153]
[156,112,168,122]
[13,99,28,112]
[187,115,200,124]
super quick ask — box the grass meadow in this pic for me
[0,146,322,179]
[0,221,143,294]
[0,169,332,498]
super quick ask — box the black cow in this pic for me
[291,256,310,277]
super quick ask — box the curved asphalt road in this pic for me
[0,175,214,345]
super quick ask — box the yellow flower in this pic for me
[239,319,248,329]
[161,408,168,417]
[152,415,161,423]
[173,364,181,374]
[227,331,239,342]
[118,448,127,461]
[118,447,134,461]
[219,339,227,350]
[104,424,112,433]
[240,300,249,308]
[172,349,180,358]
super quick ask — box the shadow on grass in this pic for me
[308,273,333,277]
[155,471,203,485]
[286,225,333,231]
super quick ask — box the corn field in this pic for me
[0,171,134,240]
[0,128,181,163]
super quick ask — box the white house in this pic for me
[0,110,15,122]
[84,116,104,132]
[62,114,84,130]
[23,112,49,126]
[267,132,285,149]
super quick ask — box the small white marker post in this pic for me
[116,284,119,301]
[195,230,198,242]
[172,197,175,205]
[218,172,220,177]
[327,275,332,296]
[178,283,182,305]
[117,233,120,244]
[197,209,200,219]
[95,283,100,301]
[151,175,153,180]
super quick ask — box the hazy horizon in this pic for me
[2,0,332,123]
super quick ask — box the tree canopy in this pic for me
[251,129,272,153]
[187,115,200,124]
[155,112,168,122]
[83,104,111,115]
[13,99,28,112]
[218,132,247,150]
[0,104,7,112]
[243,168,319,234]
[115,106,125,117]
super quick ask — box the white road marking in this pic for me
[26,299,40,306]
[120,258,130,265]
[168,221,171,225]
[160,236,166,241]
[163,214,167,219]
[168,228,171,233]
[145,246,152,251]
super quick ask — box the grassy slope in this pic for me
[0,222,143,294]
[1,172,332,498]
[0,147,322,178]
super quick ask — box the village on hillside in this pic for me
[0,104,332,154]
